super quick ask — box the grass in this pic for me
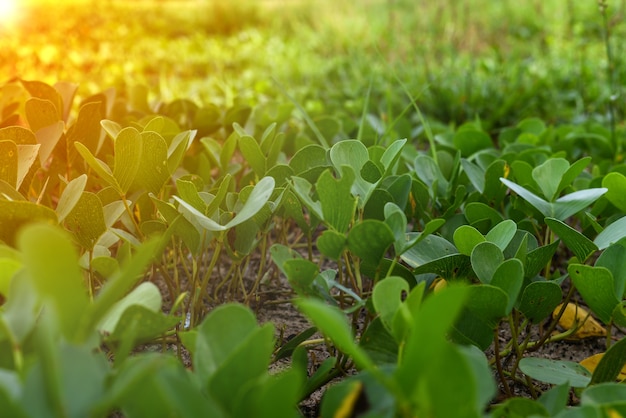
[2,0,624,131]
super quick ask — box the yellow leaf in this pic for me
[553,303,607,339]
[334,381,363,418]
[430,277,447,293]
[580,353,626,381]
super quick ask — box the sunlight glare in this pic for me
[0,0,21,28]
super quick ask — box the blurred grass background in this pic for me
[1,0,624,132]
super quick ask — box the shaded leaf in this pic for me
[546,217,598,262]
[519,281,562,323]
[569,264,619,324]
[519,357,591,388]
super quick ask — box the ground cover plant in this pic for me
[5,0,626,417]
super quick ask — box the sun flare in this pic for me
[0,0,20,27]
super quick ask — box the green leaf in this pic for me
[75,142,120,192]
[35,121,65,173]
[491,258,524,315]
[569,264,619,324]
[18,224,89,341]
[471,241,504,284]
[97,282,162,334]
[538,383,570,416]
[0,140,17,187]
[0,370,27,418]
[525,240,559,279]
[283,259,319,296]
[109,355,221,418]
[175,177,275,231]
[317,168,357,233]
[490,398,550,418]
[603,172,626,213]
[412,254,473,280]
[239,135,266,176]
[453,285,508,350]
[596,244,626,299]
[193,304,263,385]
[553,188,607,221]
[582,383,626,407]
[532,158,570,201]
[414,154,448,198]
[359,318,399,366]
[465,202,504,230]
[317,229,346,260]
[558,157,592,197]
[15,144,40,190]
[113,127,143,194]
[289,144,328,177]
[546,217,598,262]
[224,176,275,229]
[458,344,497,410]
[372,276,410,339]
[461,159,485,193]
[595,216,626,250]
[453,225,486,256]
[64,192,106,250]
[67,101,104,158]
[519,281,562,323]
[485,219,517,251]
[297,298,374,370]
[396,285,470,406]
[453,129,492,157]
[347,220,395,267]
[108,305,180,362]
[401,234,458,267]
[500,177,552,217]
[56,174,87,223]
[86,237,163,338]
[0,200,58,247]
[101,119,122,140]
[519,357,591,388]
[25,97,59,132]
[132,131,169,194]
[0,258,21,296]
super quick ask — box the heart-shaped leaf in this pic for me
[471,241,504,284]
[491,258,524,315]
[347,220,395,267]
[569,264,619,324]
[317,168,357,233]
[453,225,486,256]
[453,129,492,157]
[64,191,106,250]
[532,158,570,201]
[113,127,143,194]
[519,281,562,323]
[317,229,346,260]
[485,220,517,251]
[372,276,410,338]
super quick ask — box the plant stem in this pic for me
[192,234,224,324]
[528,283,576,352]
[494,325,513,398]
